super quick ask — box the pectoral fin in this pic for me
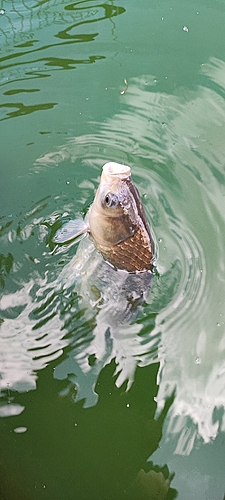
[53,219,89,244]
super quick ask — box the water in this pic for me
[1,0,225,498]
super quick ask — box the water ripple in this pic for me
[1,58,225,457]
[34,60,225,452]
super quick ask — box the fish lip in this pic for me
[102,162,131,179]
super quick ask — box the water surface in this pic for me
[1,1,225,499]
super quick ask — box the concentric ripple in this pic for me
[35,60,225,452]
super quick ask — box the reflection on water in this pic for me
[0,220,160,412]
[34,57,225,454]
[0,0,124,120]
[0,0,124,47]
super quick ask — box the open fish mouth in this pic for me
[102,162,131,179]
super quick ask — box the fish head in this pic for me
[89,162,134,246]
[89,162,153,272]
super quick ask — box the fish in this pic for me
[0,164,156,409]
[54,162,153,273]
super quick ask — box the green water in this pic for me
[1,0,225,498]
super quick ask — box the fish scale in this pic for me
[97,226,153,272]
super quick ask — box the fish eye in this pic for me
[104,193,119,208]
